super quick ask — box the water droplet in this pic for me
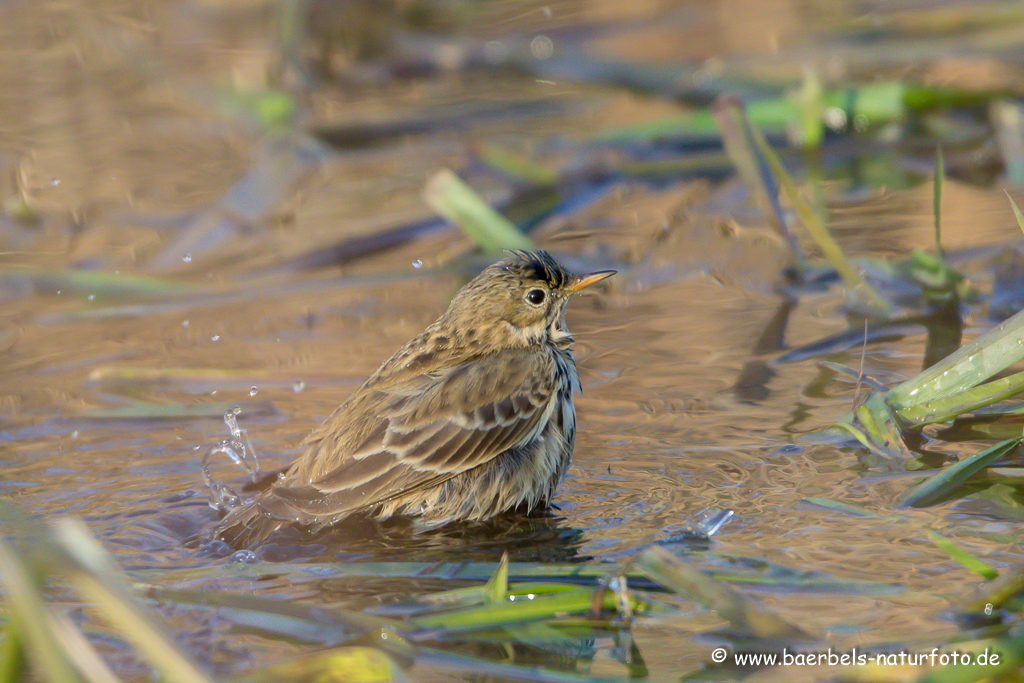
[530,35,554,60]
[210,390,218,396]
[56,290,61,295]
[412,259,423,269]
[182,253,192,263]
[292,379,305,393]
[232,405,242,415]
[211,334,220,342]
[87,294,95,302]
[50,178,60,187]
[249,386,258,397]
[230,550,258,564]
[70,430,79,439]
[193,444,201,451]
[182,319,189,327]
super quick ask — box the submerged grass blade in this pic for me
[0,267,193,300]
[634,546,809,640]
[413,642,631,683]
[898,439,1020,508]
[423,170,534,252]
[138,584,403,639]
[926,531,998,580]
[146,557,899,595]
[76,400,277,420]
[802,497,885,518]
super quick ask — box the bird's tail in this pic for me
[215,501,286,548]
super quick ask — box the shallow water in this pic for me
[3,0,1024,680]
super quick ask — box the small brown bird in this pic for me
[216,250,613,546]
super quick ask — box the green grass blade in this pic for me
[802,497,884,518]
[926,531,998,580]
[484,552,509,604]
[408,587,648,633]
[475,144,558,186]
[934,147,944,258]
[0,540,79,683]
[746,113,890,315]
[235,646,409,683]
[53,521,215,683]
[634,546,809,640]
[423,170,534,252]
[0,621,26,683]
[896,369,1024,426]
[0,267,193,300]
[795,67,824,150]
[898,439,1020,508]
[960,565,1024,612]
[1006,190,1024,235]
[887,307,1024,410]
[77,400,277,420]
[711,96,806,265]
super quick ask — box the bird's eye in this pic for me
[526,289,546,305]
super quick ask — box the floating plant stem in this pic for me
[423,170,534,252]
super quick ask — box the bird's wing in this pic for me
[260,349,557,520]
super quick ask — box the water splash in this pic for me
[201,409,262,512]
[230,550,258,564]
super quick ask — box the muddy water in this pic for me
[2,0,1024,680]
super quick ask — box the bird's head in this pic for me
[445,250,614,348]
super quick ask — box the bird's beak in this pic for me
[568,270,616,293]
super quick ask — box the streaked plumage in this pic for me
[216,250,613,546]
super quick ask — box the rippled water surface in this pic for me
[3,0,1024,680]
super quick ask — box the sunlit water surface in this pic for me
[2,0,1024,680]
